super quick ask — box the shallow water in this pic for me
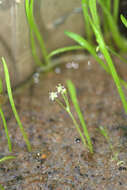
[0,56,127,189]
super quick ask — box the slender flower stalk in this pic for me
[49,83,93,153]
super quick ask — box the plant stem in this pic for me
[67,110,87,148]
[67,80,93,153]
[0,107,12,152]
[1,57,32,152]
[81,0,92,42]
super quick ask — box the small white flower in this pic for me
[49,91,58,101]
[56,84,66,94]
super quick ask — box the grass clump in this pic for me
[0,57,31,152]
[49,0,127,114]
[49,81,93,154]
[25,0,50,67]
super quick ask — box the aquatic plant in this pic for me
[25,0,50,67]
[49,0,127,114]
[98,126,118,161]
[49,82,93,154]
[0,107,12,152]
[81,0,127,51]
[98,0,127,51]
[0,184,5,190]
[120,14,127,28]
[0,78,12,152]
[81,0,93,42]
[1,57,31,152]
[0,155,16,163]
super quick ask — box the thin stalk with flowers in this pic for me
[49,82,93,153]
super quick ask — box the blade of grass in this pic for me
[0,155,16,163]
[0,184,5,190]
[89,0,100,32]
[64,31,112,75]
[120,14,127,28]
[48,45,83,58]
[98,126,118,160]
[106,0,111,12]
[88,1,127,114]
[98,0,127,51]
[0,107,12,152]
[107,46,127,64]
[25,0,50,66]
[1,57,32,152]
[67,110,88,148]
[25,0,41,66]
[0,79,3,94]
[81,0,93,41]
[0,78,12,152]
[64,31,127,89]
[30,30,42,66]
[29,0,50,66]
[113,0,119,24]
[67,80,93,154]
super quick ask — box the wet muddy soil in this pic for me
[0,55,127,189]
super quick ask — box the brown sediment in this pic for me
[0,56,127,189]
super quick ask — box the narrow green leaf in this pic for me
[0,156,16,163]
[98,0,127,51]
[0,79,3,94]
[120,14,127,28]
[48,45,83,58]
[87,3,127,113]
[67,80,93,153]
[81,0,93,41]
[0,184,5,190]
[0,107,12,152]
[1,57,32,152]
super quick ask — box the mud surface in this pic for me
[0,56,127,189]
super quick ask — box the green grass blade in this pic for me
[98,126,109,142]
[106,0,111,12]
[107,46,127,64]
[0,156,16,163]
[98,126,115,156]
[88,8,127,114]
[81,0,93,41]
[29,0,50,66]
[67,80,93,153]
[65,31,127,89]
[102,49,127,113]
[25,0,42,66]
[68,111,87,148]
[1,57,32,152]
[0,79,3,94]
[25,0,50,66]
[113,0,119,23]
[98,0,127,51]
[89,0,100,31]
[120,14,127,28]
[65,31,110,72]
[65,31,96,54]
[0,107,12,152]
[0,184,5,190]
[48,45,83,58]
[30,30,42,66]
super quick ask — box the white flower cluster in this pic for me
[49,84,66,101]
